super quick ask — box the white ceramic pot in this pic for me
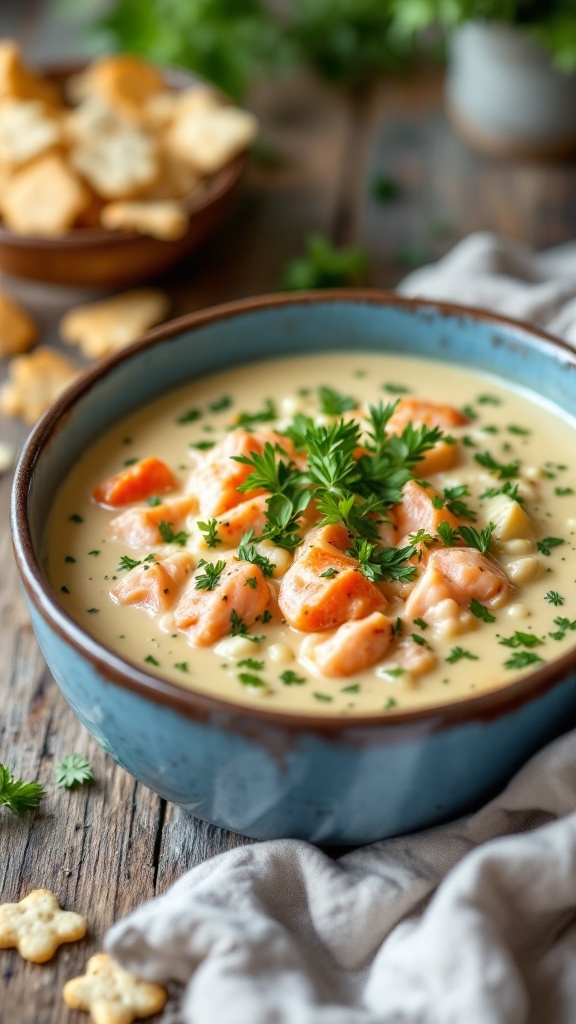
[447,21,576,158]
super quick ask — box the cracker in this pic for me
[0,40,60,106]
[0,346,79,425]
[0,889,87,963]
[78,55,165,121]
[71,125,159,200]
[0,292,38,356]
[64,96,131,145]
[63,953,167,1023]
[166,105,258,174]
[1,152,91,236]
[60,289,170,359]
[0,98,61,169]
[100,200,189,240]
[142,151,202,201]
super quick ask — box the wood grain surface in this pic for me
[3,2,576,1020]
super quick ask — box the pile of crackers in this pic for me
[0,39,258,240]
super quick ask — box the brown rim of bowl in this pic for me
[12,290,576,734]
[0,60,247,249]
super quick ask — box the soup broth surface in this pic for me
[45,352,576,716]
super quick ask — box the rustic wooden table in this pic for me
[3,3,576,1021]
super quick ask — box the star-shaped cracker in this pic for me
[63,953,167,1024]
[0,889,87,963]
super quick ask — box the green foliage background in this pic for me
[64,0,576,98]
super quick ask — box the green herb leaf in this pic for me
[118,555,142,572]
[474,451,520,480]
[158,520,189,546]
[280,669,306,685]
[282,234,367,290]
[446,647,478,664]
[197,519,222,548]
[177,408,202,424]
[437,520,458,546]
[238,658,265,671]
[0,764,44,816]
[458,522,496,555]
[498,631,544,649]
[237,531,276,577]
[503,651,545,670]
[55,753,94,789]
[319,567,339,578]
[236,398,277,430]
[545,591,564,606]
[195,559,227,590]
[537,536,565,556]
[317,386,357,416]
[469,599,496,623]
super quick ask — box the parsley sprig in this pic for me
[195,559,227,591]
[0,764,44,815]
[55,754,94,789]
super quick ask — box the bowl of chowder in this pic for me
[12,292,576,844]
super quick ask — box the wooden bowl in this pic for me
[0,63,247,288]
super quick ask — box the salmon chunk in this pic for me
[110,495,194,548]
[387,398,468,432]
[278,523,386,632]
[214,495,270,548]
[93,456,177,507]
[110,550,194,614]
[174,559,270,646]
[405,547,510,618]
[387,398,466,476]
[395,480,462,545]
[188,429,294,518]
[303,612,393,677]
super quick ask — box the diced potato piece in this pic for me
[485,495,535,543]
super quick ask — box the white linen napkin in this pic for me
[106,233,576,1024]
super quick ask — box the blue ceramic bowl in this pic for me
[12,293,576,844]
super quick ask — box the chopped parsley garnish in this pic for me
[413,617,428,630]
[174,662,189,672]
[503,651,544,670]
[194,559,227,590]
[317,386,357,416]
[0,764,44,816]
[553,617,576,633]
[61,586,70,594]
[280,670,306,685]
[462,404,477,420]
[229,610,263,642]
[236,398,277,429]
[446,647,478,663]
[479,481,524,505]
[55,754,94,789]
[555,487,574,497]
[437,521,458,546]
[383,697,398,710]
[341,683,361,693]
[237,531,276,577]
[238,673,267,689]
[382,382,410,395]
[177,408,202,424]
[244,576,257,589]
[507,424,530,436]
[383,666,406,678]
[190,440,216,451]
[261,609,273,624]
[238,658,265,671]
[87,607,99,614]
[469,600,496,623]
[537,536,565,556]
[118,555,142,572]
[319,567,339,578]
[148,495,162,506]
[412,633,431,648]
[69,513,83,523]
[88,549,100,556]
[145,654,159,666]
[209,395,232,413]
[349,537,418,583]
[474,451,520,479]
[443,484,477,520]
[477,394,501,405]
[313,692,333,702]
[498,631,543,649]
[458,522,496,555]
[123,457,139,467]
[65,555,76,563]
[158,520,189,546]
[545,591,564,606]
[197,519,221,548]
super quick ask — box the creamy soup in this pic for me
[45,353,576,716]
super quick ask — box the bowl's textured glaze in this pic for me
[12,293,576,844]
